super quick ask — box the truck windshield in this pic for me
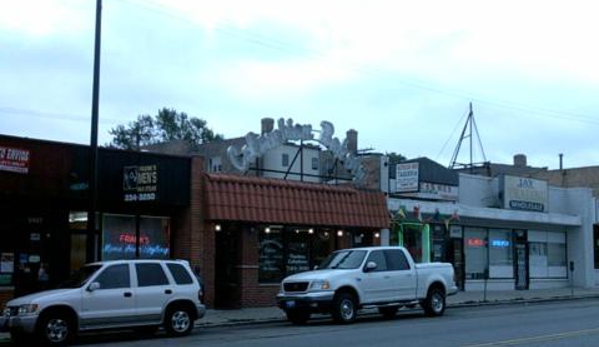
[318,250,367,269]
[58,264,102,289]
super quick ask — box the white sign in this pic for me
[227,118,366,182]
[503,175,548,212]
[395,162,419,192]
[398,181,459,201]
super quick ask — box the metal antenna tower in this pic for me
[449,102,487,170]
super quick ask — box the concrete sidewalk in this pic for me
[2,287,599,342]
[197,287,599,327]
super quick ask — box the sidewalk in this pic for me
[197,287,599,327]
[2,287,599,342]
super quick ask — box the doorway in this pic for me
[514,230,529,290]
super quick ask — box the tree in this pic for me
[386,151,406,165]
[108,108,223,150]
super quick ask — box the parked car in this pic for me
[277,246,458,324]
[1,259,206,346]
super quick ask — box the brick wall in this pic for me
[239,226,279,307]
[0,289,14,309]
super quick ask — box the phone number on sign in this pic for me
[124,193,156,202]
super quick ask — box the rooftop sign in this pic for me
[227,118,366,182]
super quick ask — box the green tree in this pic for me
[108,108,223,150]
[386,151,406,165]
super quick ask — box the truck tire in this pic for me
[286,310,310,325]
[422,287,446,317]
[378,306,399,319]
[37,312,74,346]
[332,292,357,324]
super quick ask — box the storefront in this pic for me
[0,135,193,305]
[201,174,389,308]
[387,172,595,292]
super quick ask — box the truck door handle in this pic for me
[124,292,132,298]
[165,289,172,294]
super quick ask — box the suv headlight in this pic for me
[310,280,330,290]
[2,306,9,316]
[17,304,39,315]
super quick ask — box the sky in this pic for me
[1,0,599,170]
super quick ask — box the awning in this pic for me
[204,174,389,229]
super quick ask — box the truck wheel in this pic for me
[164,306,194,337]
[422,287,446,317]
[286,310,310,325]
[332,292,357,324]
[37,313,74,346]
[378,306,399,319]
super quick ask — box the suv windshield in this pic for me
[59,264,102,288]
[318,250,367,269]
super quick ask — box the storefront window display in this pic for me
[259,227,332,283]
[464,228,488,280]
[529,230,567,278]
[102,214,170,260]
[489,229,513,278]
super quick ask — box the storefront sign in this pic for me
[0,146,30,174]
[397,181,459,201]
[395,163,419,192]
[502,175,548,212]
[467,238,485,247]
[123,165,158,202]
[491,239,510,248]
[227,118,366,182]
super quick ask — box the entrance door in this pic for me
[450,238,465,290]
[215,227,241,308]
[514,230,528,290]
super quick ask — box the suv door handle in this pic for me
[165,289,172,294]
[124,292,132,298]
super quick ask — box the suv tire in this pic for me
[164,306,194,337]
[37,313,74,346]
[422,287,446,317]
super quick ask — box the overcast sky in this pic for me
[1,0,598,170]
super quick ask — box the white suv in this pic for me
[1,259,206,346]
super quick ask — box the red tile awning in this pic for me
[204,174,389,229]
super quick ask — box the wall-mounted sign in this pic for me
[123,165,158,202]
[0,146,30,174]
[397,181,459,201]
[226,118,366,182]
[395,162,419,193]
[502,175,548,212]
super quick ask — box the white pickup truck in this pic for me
[277,246,458,324]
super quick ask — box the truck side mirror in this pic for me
[87,282,100,292]
[364,261,377,272]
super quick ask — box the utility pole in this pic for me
[88,0,102,263]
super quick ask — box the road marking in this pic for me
[461,327,599,346]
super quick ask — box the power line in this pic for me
[120,0,599,126]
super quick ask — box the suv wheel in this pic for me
[37,313,74,346]
[165,306,194,336]
[332,292,357,324]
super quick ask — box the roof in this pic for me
[204,174,389,229]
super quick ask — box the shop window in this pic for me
[529,230,567,278]
[102,214,170,260]
[489,229,513,278]
[311,157,318,170]
[595,226,599,269]
[464,228,487,280]
[259,228,333,283]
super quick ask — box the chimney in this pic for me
[261,118,274,135]
[513,154,527,168]
[346,129,358,154]
[559,153,563,170]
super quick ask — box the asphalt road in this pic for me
[9,299,599,347]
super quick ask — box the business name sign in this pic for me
[502,175,548,212]
[395,162,419,192]
[227,118,366,182]
[0,146,29,174]
[123,165,158,202]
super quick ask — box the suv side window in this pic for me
[95,264,130,289]
[136,263,169,287]
[385,249,411,271]
[365,250,388,271]
[166,263,194,285]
